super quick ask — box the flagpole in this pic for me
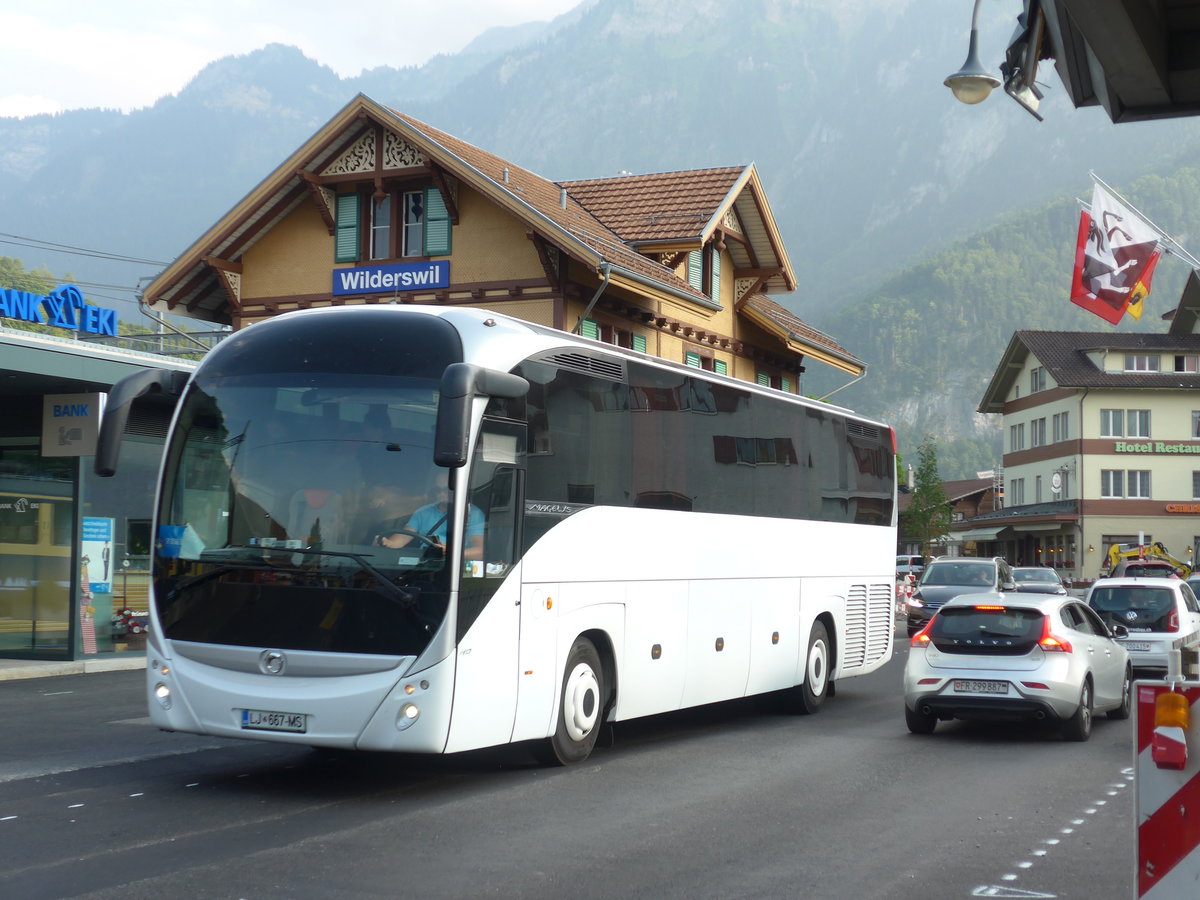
[1089,170,1200,270]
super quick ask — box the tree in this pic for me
[906,437,951,559]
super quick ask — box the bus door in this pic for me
[448,418,526,751]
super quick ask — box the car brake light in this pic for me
[974,605,1005,611]
[1167,609,1180,633]
[910,621,934,647]
[1038,616,1072,653]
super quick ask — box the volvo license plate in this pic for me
[954,679,1008,694]
[241,709,307,733]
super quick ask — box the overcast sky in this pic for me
[0,0,583,118]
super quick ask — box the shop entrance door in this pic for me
[0,445,75,658]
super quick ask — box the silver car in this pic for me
[1086,577,1200,672]
[903,592,1130,741]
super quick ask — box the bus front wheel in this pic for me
[541,637,604,766]
[794,620,830,715]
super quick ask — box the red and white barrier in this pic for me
[1136,682,1200,898]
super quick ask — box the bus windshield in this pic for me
[153,373,455,656]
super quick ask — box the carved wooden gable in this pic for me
[321,128,424,176]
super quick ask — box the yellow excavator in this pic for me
[1103,541,1192,578]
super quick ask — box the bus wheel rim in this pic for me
[563,662,600,742]
[807,639,828,692]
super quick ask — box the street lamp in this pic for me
[945,0,1001,105]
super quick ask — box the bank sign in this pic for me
[0,284,118,336]
[332,261,450,297]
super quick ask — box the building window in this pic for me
[1176,355,1199,373]
[1035,475,1043,503]
[1030,417,1047,448]
[1192,471,1200,499]
[1193,411,1200,438]
[631,334,648,354]
[1010,423,1025,452]
[713,359,727,376]
[1009,478,1025,505]
[1100,409,1123,438]
[684,351,702,369]
[780,377,792,393]
[1127,409,1151,438]
[370,195,391,260]
[336,186,451,262]
[1052,411,1069,442]
[580,319,600,341]
[756,371,771,387]
[1101,470,1124,498]
[1128,470,1151,499]
[1124,354,1160,372]
[1030,366,1046,393]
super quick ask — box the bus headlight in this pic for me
[153,682,173,710]
[397,703,420,730]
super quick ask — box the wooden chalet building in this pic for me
[141,94,863,388]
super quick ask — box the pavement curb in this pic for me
[0,657,145,682]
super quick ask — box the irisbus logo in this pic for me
[332,261,450,297]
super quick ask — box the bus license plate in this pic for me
[241,709,307,733]
[954,679,1008,694]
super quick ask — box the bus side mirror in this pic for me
[94,368,189,477]
[434,363,528,468]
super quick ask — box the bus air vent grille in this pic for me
[541,351,626,382]
[846,421,880,441]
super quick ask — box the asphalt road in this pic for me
[0,644,1136,900]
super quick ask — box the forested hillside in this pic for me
[809,156,1200,477]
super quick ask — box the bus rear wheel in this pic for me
[541,637,604,766]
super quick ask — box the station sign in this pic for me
[332,261,450,297]
[0,284,118,336]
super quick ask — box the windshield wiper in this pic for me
[256,546,419,609]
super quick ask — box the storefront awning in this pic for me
[958,527,1005,541]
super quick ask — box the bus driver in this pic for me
[372,469,484,560]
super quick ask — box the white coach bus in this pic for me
[96,305,896,764]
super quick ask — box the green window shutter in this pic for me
[684,351,701,368]
[713,360,727,376]
[781,377,792,393]
[710,246,721,301]
[631,334,647,353]
[687,250,703,291]
[423,186,452,256]
[581,319,600,340]
[335,193,360,263]
[756,371,770,387]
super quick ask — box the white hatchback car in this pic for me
[904,592,1130,741]
[1085,577,1200,672]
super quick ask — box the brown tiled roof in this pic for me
[387,108,716,306]
[743,294,859,363]
[940,477,992,501]
[1017,330,1200,389]
[560,167,746,243]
